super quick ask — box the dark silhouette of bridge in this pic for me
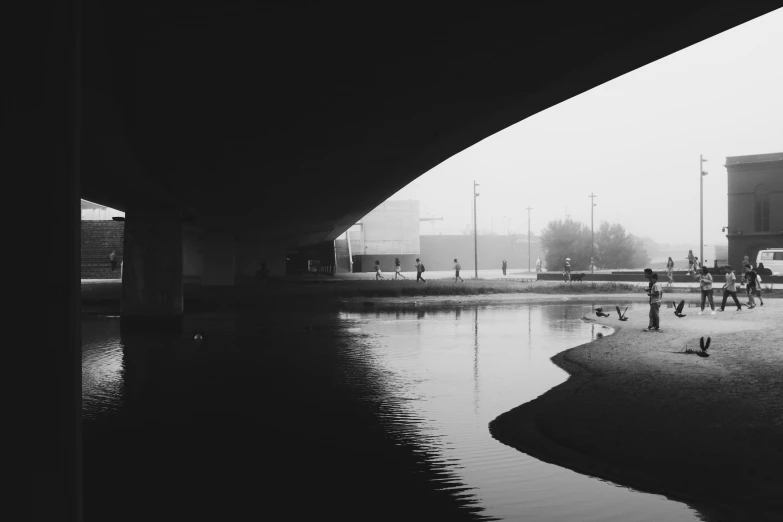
[34,2,781,520]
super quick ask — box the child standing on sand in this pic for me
[645,273,663,332]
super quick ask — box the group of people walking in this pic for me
[373,257,543,282]
[644,259,766,332]
[374,258,427,283]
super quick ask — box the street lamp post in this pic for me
[700,155,708,270]
[526,206,532,272]
[589,193,597,273]
[473,181,480,279]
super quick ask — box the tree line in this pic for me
[540,218,650,271]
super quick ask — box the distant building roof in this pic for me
[725,152,783,167]
[81,199,108,210]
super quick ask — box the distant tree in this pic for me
[540,218,592,270]
[594,221,651,269]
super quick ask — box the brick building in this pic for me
[725,152,783,269]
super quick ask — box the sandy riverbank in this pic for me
[487,298,783,521]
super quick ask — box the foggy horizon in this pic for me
[383,8,782,248]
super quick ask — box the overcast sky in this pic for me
[386,8,783,247]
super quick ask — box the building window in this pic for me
[754,184,770,232]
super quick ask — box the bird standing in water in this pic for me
[673,300,687,318]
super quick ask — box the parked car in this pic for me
[756,248,783,275]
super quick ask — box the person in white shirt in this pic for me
[694,266,715,315]
[535,258,542,272]
[718,266,743,312]
[453,258,464,283]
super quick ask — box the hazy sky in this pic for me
[386,8,783,247]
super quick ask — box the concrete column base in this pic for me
[121,209,184,317]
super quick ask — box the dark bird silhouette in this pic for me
[673,300,687,318]
[615,306,628,321]
[595,307,611,318]
[700,336,711,352]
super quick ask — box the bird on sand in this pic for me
[595,307,611,318]
[697,336,711,357]
[673,300,687,318]
[615,306,628,321]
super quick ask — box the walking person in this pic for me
[666,257,674,287]
[695,266,716,315]
[755,270,765,306]
[686,250,695,275]
[109,250,117,271]
[453,258,464,283]
[743,264,758,309]
[718,265,743,312]
[374,260,386,280]
[563,258,572,282]
[536,257,542,273]
[415,258,427,283]
[501,259,507,276]
[394,257,406,280]
[645,273,663,332]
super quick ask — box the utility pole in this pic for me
[474,181,480,278]
[700,155,708,269]
[526,206,533,272]
[589,193,597,273]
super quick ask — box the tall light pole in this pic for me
[589,193,597,273]
[526,206,533,272]
[473,181,480,278]
[700,155,708,269]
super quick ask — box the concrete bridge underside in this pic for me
[77,2,781,318]
[35,2,782,520]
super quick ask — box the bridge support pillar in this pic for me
[121,209,183,320]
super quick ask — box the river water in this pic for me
[82,301,705,521]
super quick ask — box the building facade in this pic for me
[349,200,421,271]
[725,152,783,270]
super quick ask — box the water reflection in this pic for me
[340,303,703,522]
[83,301,704,522]
[82,316,123,419]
